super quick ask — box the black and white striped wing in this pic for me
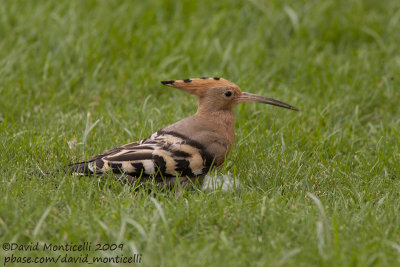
[72,131,214,178]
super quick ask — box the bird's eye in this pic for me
[224,90,233,97]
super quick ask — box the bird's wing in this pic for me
[86,141,141,161]
[72,131,215,178]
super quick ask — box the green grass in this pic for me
[1,0,400,266]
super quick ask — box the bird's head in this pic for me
[161,77,298,113]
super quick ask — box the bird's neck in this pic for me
[195,107,236,146]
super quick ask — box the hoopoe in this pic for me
[68,77,298,187]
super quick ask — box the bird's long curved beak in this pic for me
[237,92,299,111]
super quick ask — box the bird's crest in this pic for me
[161,77,239,96]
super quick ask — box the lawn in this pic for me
[1,0,400,266]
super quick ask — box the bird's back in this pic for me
[68,114,233,181]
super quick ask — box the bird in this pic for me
[68,77,298,188]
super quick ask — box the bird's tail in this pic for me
[67,161,94,176]
[29,162,93,178]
